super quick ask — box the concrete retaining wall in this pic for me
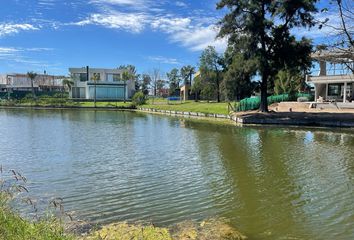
[137,108,231,120]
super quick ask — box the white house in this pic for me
[69,67,135,100]
[306,48,354,103]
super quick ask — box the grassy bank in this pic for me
[142,99,233,115]
[0,169,73,240]
[1,192,246,240]
[0,96,234,116]
[0,98,134,109]
[0,201,73,240]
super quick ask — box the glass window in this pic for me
[80,73,87,82]
[328,84,341,96]
[107,74,113,82]
[113,74,121,82]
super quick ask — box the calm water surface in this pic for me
[0,109,353,239]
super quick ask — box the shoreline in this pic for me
[1,105,354,128]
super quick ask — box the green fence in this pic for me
[235,93,313,112]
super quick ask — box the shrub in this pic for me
[132,91,146,106]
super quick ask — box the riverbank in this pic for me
[233,111,354,128]
[2,99,354,128]
[0,201,246,240]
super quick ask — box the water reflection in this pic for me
[0,109,353,240]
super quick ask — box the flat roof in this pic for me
[311,48,354,63]
[69,68,123,73]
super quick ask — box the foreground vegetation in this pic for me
[83,219,246,240]
[0,168,246,240]
[0,201,72,240]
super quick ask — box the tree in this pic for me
[134,74,142,91]
[222,48,258,101]
[180,65,196,85]
[141,74,151,96]
[91,73,100,107]
[118,65,138,78]
[167,68,181,96]
[274,69,304,99]
[156,79,166,97]
[149,68,161,97]
[199,46,223,102]
[27,71,37,99]
[191,75,202,101]
[217,0,317,111]
[121,70,133,103]
[119,64,140,91]
[63,78,73,91]
[320,0,354,73]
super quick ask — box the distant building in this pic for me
[306,48,354,102]
[0,73,65,92]
[69,67,135,100]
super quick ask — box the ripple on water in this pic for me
[0,110,353,239]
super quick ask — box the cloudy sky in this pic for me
[0,0,338,76]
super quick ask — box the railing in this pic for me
[307,74,354,83]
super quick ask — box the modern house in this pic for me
[306,48,354,103]
[69,67,135,100]
[0,73,65,92]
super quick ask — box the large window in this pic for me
[71,87,86,98]
[113,74,121,82]
[80,73,87,82]
[106,74,121,82]
[89,86,125,99]
[328,84,341,96]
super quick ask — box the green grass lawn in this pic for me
[1,97,235,115]
[142,99,234,115]
[78,101,133,108]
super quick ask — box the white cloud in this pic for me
[175,1,188,7]
[90,0,144,5]
[0,23,39,37]
[150,17,191,33]
[72,0,227,52]
[150,16,227,52]
[89,0,156,10]
[0,46,56,70]
[73,12,148,33]
[148,56,181,65]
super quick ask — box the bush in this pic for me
[132,91,146,106]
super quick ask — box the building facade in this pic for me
[69,67,135,100]
[0,73,65,92]
[306,49,354,102]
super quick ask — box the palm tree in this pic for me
[91,73,100,107]
[181,65,196,85]
[63,78,74,91]
[62,77,74,100]
[27,71,37,99]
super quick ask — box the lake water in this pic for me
[0,109,353,239]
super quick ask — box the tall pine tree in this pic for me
[217,0,317,111]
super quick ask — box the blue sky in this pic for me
[0,0,339,76]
